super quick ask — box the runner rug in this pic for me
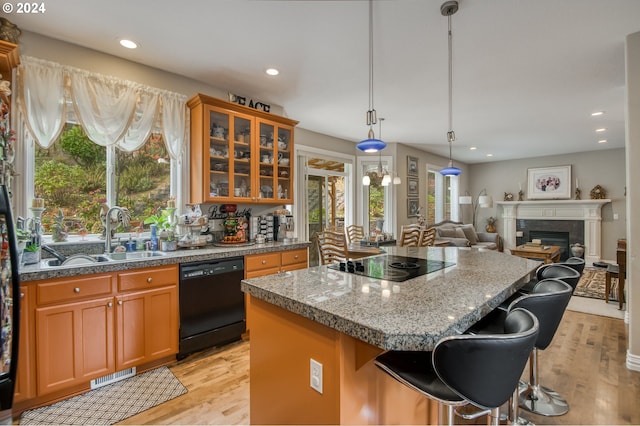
[20,367,187,425]
[573,267,618,301]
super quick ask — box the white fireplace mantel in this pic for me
[497,199,611,264]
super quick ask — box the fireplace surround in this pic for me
[497,199,610,264]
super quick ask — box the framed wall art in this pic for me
[527,165,572,200]
[407,177,419,197]
[407,198,420,217]
[407,156,418,176]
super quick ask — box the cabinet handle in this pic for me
[261,260,266,264]
[118,300,123,305]
[147,277,153,283]
[107,302,113,307]
[74,287,80,293]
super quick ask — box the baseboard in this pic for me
[626,349,640,372]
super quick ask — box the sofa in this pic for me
[430,220,502,251]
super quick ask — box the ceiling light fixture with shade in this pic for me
[440,0,462,177]
[362,118,400,186]
[356,0,386,153]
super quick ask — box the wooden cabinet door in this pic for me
[14,286,34,402]
[35,297,115,396]
[115,285,178,370]
[255,118,294,203]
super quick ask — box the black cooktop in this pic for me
[328,255,455,282]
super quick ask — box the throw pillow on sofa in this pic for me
[439,227,467,239]
[459,224,479,244]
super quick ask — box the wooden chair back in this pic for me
[418,227,437,247]
[316,229,347,265]
[399,224,421,247]
[346,225,365,244]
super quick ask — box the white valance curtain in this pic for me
[16,56,187,160]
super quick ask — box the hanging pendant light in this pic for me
[356,0,386,153]
[362,118,400,186]
[440,0,462,177]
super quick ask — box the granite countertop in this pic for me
[241,246,541,351]
[19,241,311,282]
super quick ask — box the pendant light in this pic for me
[356,0,386,153]
[362,118,400,186]
[440,1,462,177]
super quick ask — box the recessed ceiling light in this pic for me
[595,128,607,132]
[486,154,493,157]
[598,139,608,144]
[469,146,477,150]
[591,111,605,116]
[119,39,138,49]
[265,68,279,76]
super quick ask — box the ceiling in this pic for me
[9,0,640,164]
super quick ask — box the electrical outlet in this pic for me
[310,358,323,394]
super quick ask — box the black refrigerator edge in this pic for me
[0,184,20,410]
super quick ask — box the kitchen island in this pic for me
[241,246,541,425]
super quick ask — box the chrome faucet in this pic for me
[104,206,130,254]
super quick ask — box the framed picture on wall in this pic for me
[527,165,572,199]
[407,177,419,197]
[407,198,420,217]
[407,156,418,176]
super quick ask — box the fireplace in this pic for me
[497,199,610,264]
[516,219,584,261]
[529,231,571,260]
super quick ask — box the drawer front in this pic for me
[245,253,281,272]
[245,267,281,279]
[36,274,114,306]
[118,265,178,292]
[281,262,307,273]
[281,249,308,267]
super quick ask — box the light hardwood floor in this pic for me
[120,309,640,425]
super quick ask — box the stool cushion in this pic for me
[375,351,464,405]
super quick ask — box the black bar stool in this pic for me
[375,309,539,426]
[469,278,573,419]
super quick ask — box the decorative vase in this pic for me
[570,243,585,258]
[486,224,496,233]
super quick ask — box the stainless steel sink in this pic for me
[110,251,166,260]
[43,254,112,268]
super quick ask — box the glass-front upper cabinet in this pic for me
[257,119,293,204]
[188,94,298,204]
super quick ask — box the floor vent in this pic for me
[90,367,136,390]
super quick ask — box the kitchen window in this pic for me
[17,56,187,236]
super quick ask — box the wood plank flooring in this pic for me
[119,310,640,425]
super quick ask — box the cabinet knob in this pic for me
[20,292,24,298]
[74,287,80,293]
[107,302,113,307]
[261,260,267,264]
[294,255,299,259]
[147,277,153,283]
[118,300,123,305]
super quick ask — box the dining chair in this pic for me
[316,229,347,265]
[399,224,421,247]
[346,225,365,244]
[418,227,437,247]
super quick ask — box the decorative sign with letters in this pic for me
[228,93,271,113]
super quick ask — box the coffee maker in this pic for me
[274,215,295,242]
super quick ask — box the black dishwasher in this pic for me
[178,257,245,360]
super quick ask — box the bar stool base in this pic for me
[519,382,569,416]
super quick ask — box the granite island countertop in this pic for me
[241,246,541,351]
[19,241,311,282]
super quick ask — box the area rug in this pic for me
[573,267,618,301]
[20,367,187,425]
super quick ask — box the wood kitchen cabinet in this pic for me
[244,248,308,331]
[14,286,35,403]
[188,94,298,205]
[29,265,178,397]
[116,266,179,370]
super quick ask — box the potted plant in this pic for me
[144,209,177,251]
[22,241,41,265]
[485,216,497,233]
